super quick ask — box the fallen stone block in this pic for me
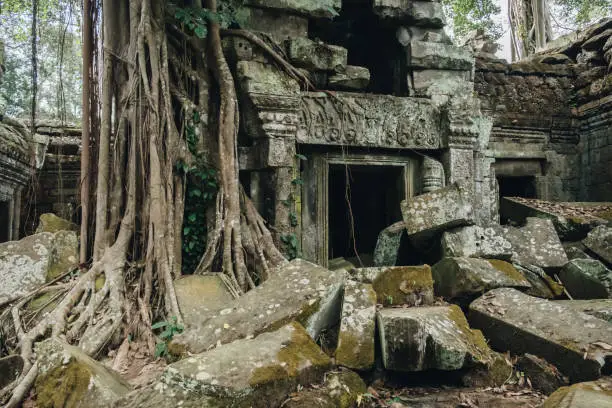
[36,213,78,233]
[34,338,131,408]
[335,281,377,370]
[0,355,23,389]
[432,258,531,300]
[172,259,344,354]
[583,226,612,266]
[286,37,347,72]
[442,225,513,260]
[401,182,474,240]
[555,299,612,323]
[410,41,474,71]
[542,377,612,408]
[559,259,612,299]
[377,305,493,372]
[515,263,564,299]
[469,288,612,381]
[281,369,366,408]
[373,221,405,267]
[412,69,472,97]
[116,323,331,408]
[0,231,77,305]
[245,0,340,19]
[516,354,569,395]
[328,65,370,90]
[373,0,446,27]
[328,257,356,274]
[443,218,568,270]
[174,275,234,328]
[351,265,434,306]
[461,352,513,388]
[564,241,593,261]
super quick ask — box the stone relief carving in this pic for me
[297,92,442,149]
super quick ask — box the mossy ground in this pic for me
[35,360,92,408]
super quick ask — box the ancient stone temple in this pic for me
[232,0,497,266]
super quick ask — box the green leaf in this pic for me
[154,342,167,358]
[291,178,303,186]
[159,328,174,340]
[295,153,307,161]
[183,227,191,235]
[188,213,197,223]
[194,25,207,39]
[151,321,168,330]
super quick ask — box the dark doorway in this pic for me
[328,164,404,266]
[497,176,536,200]
[0,201,10,243]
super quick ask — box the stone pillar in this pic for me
[443,148,474,186]
[13,187,22,240]
[6,198,14,241]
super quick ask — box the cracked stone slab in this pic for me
[469,288,612,382]
[583,226,612,266]
[172,259,344,354]
[559,259,612,299]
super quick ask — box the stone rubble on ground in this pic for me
[559,259,612,299]
[350,265,434,306]
[583,225,612,266]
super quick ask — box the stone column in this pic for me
[6,196,14,241]
[12,187,22,240]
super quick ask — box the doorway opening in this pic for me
[497,176,536,200]
[0,201,10,243]
[328,164,404,266]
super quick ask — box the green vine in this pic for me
[179,111,218,274]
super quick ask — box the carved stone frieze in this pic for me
[297,92,442,149]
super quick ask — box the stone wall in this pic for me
[472,19,612,202]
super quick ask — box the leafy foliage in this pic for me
[172,0,244,38]
[152,316,184,358]
[442,0,503,40]
[180,111,218,274]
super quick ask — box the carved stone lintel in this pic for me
[297,92,442,149]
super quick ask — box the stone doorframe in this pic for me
[300,152,418,267]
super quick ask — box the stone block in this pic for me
[469,288,612,382]
[328,65,370,90]
[244,0,340,19]
[444,218,568,270]
[35,213,78,233]
[0,231,77,304]
[542,378,612,408]
[237,60,300,96]
[373,221,404,266]
[335,281,377,370]
[377,306,493,372]
[172,259,345,354]
[442,225,513,260]
[583,226,612,266]
[555,299,612,323]
[286,37,347,72]
[401,182,475,240]
[582,28,612,51]
[373,0,445,27]
[117,323,331,408]
[410,41,474,71]
[352,265,434,306]
[237,7,308,42]
[515,263,565,299]
[174,275,234,328]
[282,370,366,408]
[559,259,612,299]
[35,338,131,408]
[432,257,531,300]
[516,354,569,395]
[412,69,472,97]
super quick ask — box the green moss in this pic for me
[372,266,433,306]
[249,323,330,387]
[37,214,78,233]
[447,305,492,364]
[594,209,612,221]
[95,275,106,291]
[27,291,60,312]
[487,259,529,283]
[332,371,367,408]
[35,360,92,408]
[335,329,375,370]
[167,341,188,359]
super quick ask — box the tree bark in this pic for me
[80,0,92,264]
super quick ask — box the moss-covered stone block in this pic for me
[432,257,531,300]
[34,338,130,408]
[286,37,347,72]
[36,213,78,234]
[282,370,367,408]
[377,305,493,372]
[335,281,376,370]
[117,322,331,408]
[353,265,434,306]
[542,377,612,407]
